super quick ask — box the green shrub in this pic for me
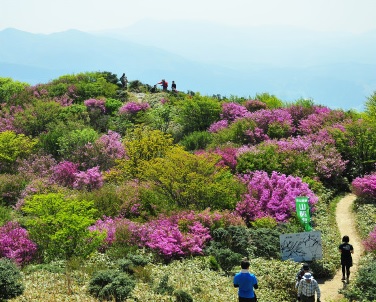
[180,131,213,151]
[155,274,174,295]
[174,289,194,302]
[88,269,136,302]
[247,228,281,259]
[0,258,24,301]
[105,98,123,115]
[0,205,12,226]
[344,257,376,302]
[210,247,242,273]
[210,226,251,256]
[0,174,26,205]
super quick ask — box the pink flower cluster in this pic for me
[90,210,244,259]
[97,131,126,159]
[0,221,37,265]
[208,120,229,133]
[73,166,103,191]
[363,226,376,253]
[220,102,251,121]
[51,162,103,190]
[236,171,318,223]
[84,98,106,113]
[119,102,150,115]
[351,174,376,199]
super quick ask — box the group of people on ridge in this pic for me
[156,79,177,92]
[233,235,354,302]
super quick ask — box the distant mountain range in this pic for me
[1,21,376,110]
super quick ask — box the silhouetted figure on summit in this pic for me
[120,73,128,89]
[171,80,177,92]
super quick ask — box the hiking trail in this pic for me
[317,193,363,302]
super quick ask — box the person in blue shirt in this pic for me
[233,258,258,302]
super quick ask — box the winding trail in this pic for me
[318,193,363,302]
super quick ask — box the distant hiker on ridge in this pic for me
[158,79,168,91]
[171,80,177,93]
[120,73,128,89]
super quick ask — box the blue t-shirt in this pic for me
[233,271,258,298]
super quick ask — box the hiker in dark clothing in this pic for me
[339,235,354,283]
[120,73,128,89]
[158,79,168,91]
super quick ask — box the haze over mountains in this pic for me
[1,20,376,110]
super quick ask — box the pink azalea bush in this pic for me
[51,161,79,187]
[351,174,376,199]
[90,210,244,259]
[363,226,376,253]
[220,102,251,121]
[119,102,150,115]
[0,221,37,265]
[235,171,318,224]
[73,166,103,191]
[84,98,106,113]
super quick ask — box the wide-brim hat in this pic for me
[303,273,313,280]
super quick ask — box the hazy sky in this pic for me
[1,0,376,34]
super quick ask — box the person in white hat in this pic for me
[297,272,321,302]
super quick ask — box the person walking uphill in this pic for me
[233,258,258,302]
[339,235,354,283]
[297,273,321,302]
[295,263,312,288]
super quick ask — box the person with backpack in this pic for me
[233,258,258,302]
[295,263,312,288]
[158,79,168,91]
[339,235,354,283]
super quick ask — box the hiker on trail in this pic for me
[158,79,168,91]
[339,235,354,283]
[171,80,177,92]
[295,263,312,288]
[120,73,128,89]
[150,84,157,93]
[233,258,258,302]
[297,273,321,302]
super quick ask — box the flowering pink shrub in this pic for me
[84,98,106,113]
[248,108,295,138]
[0,104,23,133]
[220,102,251,121]
[351,174,376,199]
[235,171,318,224]
[51,161,79,187]
[208,120,229,133]
[212,147,238,171]
[119,102,150,115]
[17,154,57,180]
[73,166,103,191]
[97,131,126,159]
[243,100,267,112]
[90,210,245,259]
[298,109,346,135]
[0,221,37,265]
[363,226,376,253]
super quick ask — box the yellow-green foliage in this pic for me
[140,147,244,210]
[106,126,175,182]
[0,131,37,170]
[23,193,105,262]
[0,77,29,103]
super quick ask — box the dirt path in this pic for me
[318,193,363,302]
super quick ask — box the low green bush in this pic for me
[343,256,376,302]
[0,258,24,301]
[174,289,194,302]
[88,269,135,302]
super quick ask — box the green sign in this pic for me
[295,196,312,231]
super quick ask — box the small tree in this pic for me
[23,193,105,294]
